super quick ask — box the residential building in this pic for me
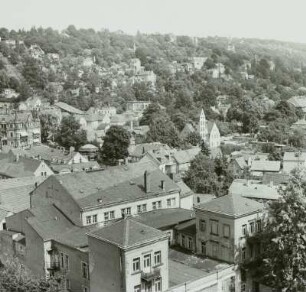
[0,152,53,179]
[30,161,182,226]
[126,101,151,113]
[79,144,99,161]
[54,102,85,116]
[283,151,306,173]
[175,219,196,252]
[1,88,19,99]
[195,194,264,291]
[190,57,207,70]
[173,147,201,175]
[0,111,41,148]
[287,96,306,118]
[129,142,172,162]
[249,160,281,178]
[88,218,169,292]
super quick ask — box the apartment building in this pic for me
[88,218,169,292]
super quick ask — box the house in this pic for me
[0,153,53,179]
[229,179,280,202]
[1,88,19,99]
[262,172,290,186]
[175,219,196,252]
[283,151,306,173]
[126,101,151,113]
[173,147,201,175]
[28,44,45,59]
[79,144,99,161]
[30,161,183,227]
[290,119,306,133]
[54,102,85,116]
[0,111,41,148]
[287,96,306,118]
[229,157,248,178]
[179,123,195,140]
[129,142,172,162]
[50,161,101,174]
[195,194,264,291]
[88,218,169,292]
[209,63,226,79]
[249,160,281,178]
[190,57,207,70]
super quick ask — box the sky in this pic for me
[1,0,306,43]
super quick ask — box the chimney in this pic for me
[161,180,165,191]
[144,171,150,193]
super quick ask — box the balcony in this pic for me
[141,268,160,282]
[46,261,60,271]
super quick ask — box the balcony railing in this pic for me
[141,268,160,282]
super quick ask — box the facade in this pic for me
[126,101,151,113]
[195,195,264,291]
[0,111,41,148]
[88,218,169,292]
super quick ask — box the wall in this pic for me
[180,194,193,210]
[123,238,169,292]
[82,192,180,226]
[88,236,123,292]
[6,209,34,233]
[34,161,54,177]
[31,176,82,225]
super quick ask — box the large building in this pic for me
[0,111,41,148]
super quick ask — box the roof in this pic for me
[0,153,43,178]
[250,160,281,172]
[79,144,98,151]
[173,147,201,164]
[129,142,171,158]
[262,173,290,185]
[88,218,167,249]
[175,219,196,236]
[196,194,264,218]
[288,96,306,110]
[283,151,306,162]
[54,102,84,115]
[47,160,158,199]
[229,179,280,200]
[50,161,100,173]
[135,208,195,229]
[77,168,180,209]
[175,180,194,198]
[0,208,10,222]
[234,157,247,169]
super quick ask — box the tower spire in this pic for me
[199,109,207,140]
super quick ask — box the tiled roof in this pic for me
[89,218,167,249]
[175,180,194,198]
[229,179,280,200]
[129,142,171,158]
[77,168,180,209]
[250,160,281,172]
[135,208,195,229]
[173,147,201,164]
[196,194,264,218]
[0,153,43,178]
[234,157,247,169]
[46,160,159,201]
[54,102,84,115]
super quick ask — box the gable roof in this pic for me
[283,151,306,162]
[173,147,201,164]
[196,194,264,218]
[0,153,44,178]
[129,142,171,158]
[89,218,167,249]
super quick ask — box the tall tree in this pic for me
[243,170,306,291]
[100,125,130,165]
[54,116,87,150]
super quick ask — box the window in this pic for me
[137,205,142,213]
[144,254,151,268]
[223,224,230,238]
[157,201,162,208]
[200,220,206,232]
[142,204,147,212]
[92,214,97,223]
[211,241,219,258]
[121,207,131,216]
[110,211,115,219]
[60,252,69,270]
[256,220,261,232]
[242,247,246,261]
[167,198,176,208]
[104,212,109,221]
[242,224,247,236]
[249,221,255,234]
[133,258,140,272]
[65,254,69,270]
[134,285,141,292]
[83,287,88,292]
[86,216,91,225]
[152,202,157,210]
[155,278,162,291]
[66,279,71,290]
[82,262,89,279]
[201,241,206,255]
[210,220,219,236]
[181,235,185,247]
[41,172,44,176]
[188,237,193,250]
[167,199,171,207]
[154,251,161,265]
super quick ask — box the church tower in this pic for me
[199,109,208,140]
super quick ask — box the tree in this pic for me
[100,125,130,165]
[139,103,163,126]
[0,257,62,292]
[242,170,306,291]
[146,116,181,148]
[200,140,211,156]
[185,132,202,147]
[54,116,87,150]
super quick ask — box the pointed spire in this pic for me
[199,108,207,140]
